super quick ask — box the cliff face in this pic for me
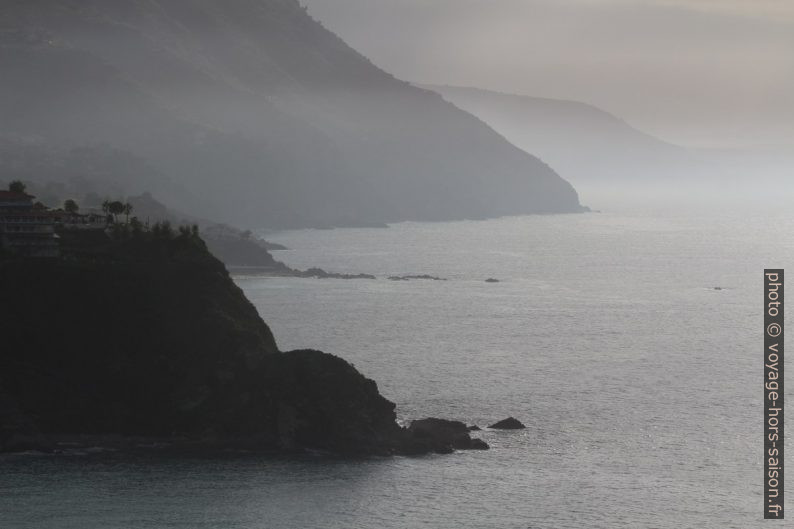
[0,0,584,228]
[0,235,402,453]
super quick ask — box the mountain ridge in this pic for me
[0,0,584,228]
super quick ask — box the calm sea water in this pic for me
[2,204,792,528]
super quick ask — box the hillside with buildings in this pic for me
[0,181,289,270]
[0,183,107,259]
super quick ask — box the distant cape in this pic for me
[423,84,701,187]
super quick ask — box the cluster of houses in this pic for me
[0,190,108,258]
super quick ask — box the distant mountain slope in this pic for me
[0,1,583,228]
[424,85,700,186]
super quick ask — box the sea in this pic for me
[2,200,792,528]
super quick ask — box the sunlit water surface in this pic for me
[2,204,792,528]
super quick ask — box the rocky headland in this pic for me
[0,228,488,455]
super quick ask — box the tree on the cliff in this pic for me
[122,202,133,224]
[152,221,174,239]
[101,199,111,216]
[8,180,26,194]
[63,199,79,214]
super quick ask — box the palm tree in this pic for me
[101,200,113,224]
[104,200,125,223]
[122,202,133,224]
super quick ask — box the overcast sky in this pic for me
[301,0,794,149]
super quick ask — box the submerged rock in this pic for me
[488,417,526,430]
[484,278,500,283]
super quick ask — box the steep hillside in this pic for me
[426,85,701,187]
[0,0,583,228]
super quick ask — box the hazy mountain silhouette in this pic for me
[0,0,584,228]
[425,85,701,188]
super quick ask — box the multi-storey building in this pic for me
[0,191,60,258]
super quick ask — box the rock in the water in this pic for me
[485,278,500,283]
[404,418,489,453]
[296,267,376,280]
[468,425,481,431]
[469,438,489,450]
[488,417,526,430]
[388,275,447,281]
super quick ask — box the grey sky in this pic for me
[300,0,794,149]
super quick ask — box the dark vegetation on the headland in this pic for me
[0,184,490,456]
[3,178,490,281]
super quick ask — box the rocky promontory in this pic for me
[388,274,447,281]
[0,229,485,455]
